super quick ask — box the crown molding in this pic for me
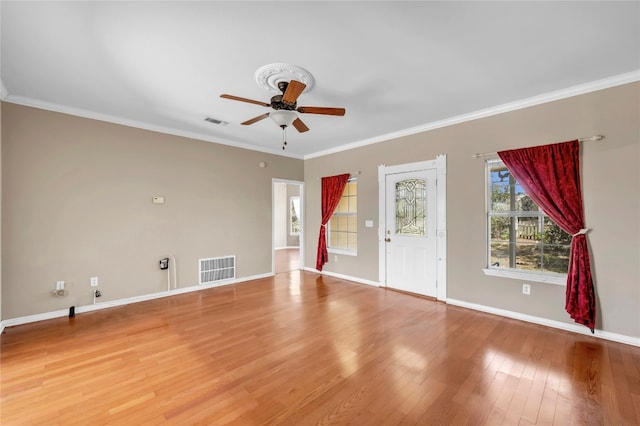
[304,70,640,160]
[3,70,637,161]
[1,95,305,160]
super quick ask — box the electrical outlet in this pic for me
[56,281,65,291]
[90,277,99,287]
[522,283,531,295]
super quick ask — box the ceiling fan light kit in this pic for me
[220,63,346,150]
[270,110,297,127]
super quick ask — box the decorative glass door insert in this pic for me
[395,179,426,236]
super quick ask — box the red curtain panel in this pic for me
[316,174,350,271]
[498,140,596,332]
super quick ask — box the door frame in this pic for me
[272,178,304,273]
[378,155,447,300]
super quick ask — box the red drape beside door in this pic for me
[498,140,596,332]
[316,174,350,271]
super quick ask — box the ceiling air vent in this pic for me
[204,117,228,126]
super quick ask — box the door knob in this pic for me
[385,237,391,242]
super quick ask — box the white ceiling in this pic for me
[2,1,639,159]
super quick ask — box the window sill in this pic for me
[328,248,357,257]
[482,268,567,285]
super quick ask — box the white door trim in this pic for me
[272,178,304,273]
[378,155,447,300]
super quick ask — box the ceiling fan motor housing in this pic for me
[270,94,297,111]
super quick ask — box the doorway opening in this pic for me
[273,179,304,273]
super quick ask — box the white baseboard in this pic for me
[447,298,640,347]
[302,267,381,287]
[275,246,300,250]
[5,275,636,348]
[0,272,274,330]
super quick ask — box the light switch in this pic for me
[152,196,165,204]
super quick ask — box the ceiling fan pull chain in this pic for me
[281,126,288,150]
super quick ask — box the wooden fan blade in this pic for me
[292,118,310,133]
[220,94,270,107]
[241,113,270,125]
[297,106,346,116]
[282,80,306,104]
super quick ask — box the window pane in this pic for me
[348,233,357,250]
[490,216,512,241]
[336,232,348,248]
[336,197,348,213]
[489,240,510,268]
[543,242,571,274]
[489,164,539,213]
[347,215,358,232]
[337,215,347,230]
[329,231,338,246]
[348,196,357,213]
[395,178,426,236]
[347,181,357,196]
[515,241,542,271]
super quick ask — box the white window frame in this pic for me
[328,177,357,256]
[483,159,568,285]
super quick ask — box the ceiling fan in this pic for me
[220,80,345,149]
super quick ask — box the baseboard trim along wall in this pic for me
[0,272,274,330]
[302,267,381,287]
[447,298,640,348]
[302,268,639,347]
[3,273,638,348]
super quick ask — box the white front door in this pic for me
[384,168,437,297]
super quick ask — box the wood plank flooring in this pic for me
[275,248,300,274]
[2,271,639,425]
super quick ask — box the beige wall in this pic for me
[2,83,639,340]
[1,104,303,319]
[304,82,640,339]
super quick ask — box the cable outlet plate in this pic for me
[90,277,99,287]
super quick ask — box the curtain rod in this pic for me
[472,135,605,159]
[320,171,360,180]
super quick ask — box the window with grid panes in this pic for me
[486,159,571,279]
[328,179,357,254]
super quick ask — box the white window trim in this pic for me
[482,268,567,285]
[327,247,358,257]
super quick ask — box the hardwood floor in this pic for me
[275,248,300,273]
[2,272,639,425]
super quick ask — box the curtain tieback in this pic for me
[572,228,589,237]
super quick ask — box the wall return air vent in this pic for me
[199,256,236,285]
